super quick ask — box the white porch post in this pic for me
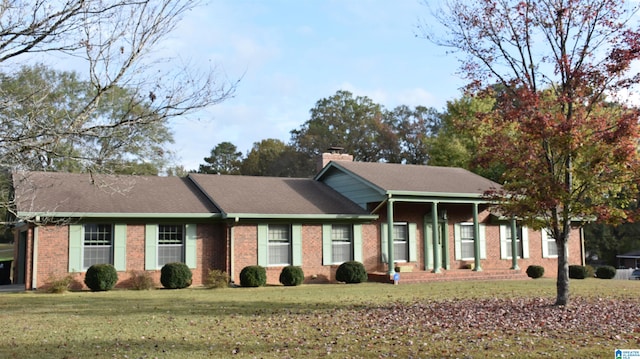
[387,198,395,275]
[431,202,441,273]
[472,203,482,272]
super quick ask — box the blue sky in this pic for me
[166,0,466,170]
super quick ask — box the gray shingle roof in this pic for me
[13,171,219,216]
[188,173,369,215]
[326,161,501,195]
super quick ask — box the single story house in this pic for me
[10,152,585,289]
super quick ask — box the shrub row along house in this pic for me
[10,152,585,289]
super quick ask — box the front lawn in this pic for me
[0,243,12,261]
[1,279,638,358]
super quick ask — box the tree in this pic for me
[383,105,441,165]
[0,64,172,174]
[290,90,396,165]
[425,0,640,305]
[240,139,310,177]
[199,142,243,174]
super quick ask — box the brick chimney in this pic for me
[317,146,353,172]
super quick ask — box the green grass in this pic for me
[0,243,12,261]
[0,279,638,358]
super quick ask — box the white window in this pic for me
[83,224,113,269]
[459,223,475,260]
[158,224,185,266]
[542,229,558,258]
[268,224,291,265]
[454,222,486,261]
[331,224,353,263]
[393,223,409,262]
[500,224,530,259]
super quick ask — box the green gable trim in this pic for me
[68,224,82,272]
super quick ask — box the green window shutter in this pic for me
[68,224,83,272]
[113,224,127,271]
[479,224,487,259]
[322,224,332,265]
[454,223,462,260]
[353,224,363,262]
[144,224,157,270]
[292,224,302,266]
[522,226,530,258]
[408,222,418,262]
[499,224,508,259]
[380,223,388,263]
[185,224,197,269]
[257,224,268,266]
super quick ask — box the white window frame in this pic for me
[82,223,114,270]
[500,224,530,259]
[268,224,292,266]
[393,222,409,262]
[331,224,353,264]
[459,223,476,260]
[157,224,185,266]
[541,229,558,258]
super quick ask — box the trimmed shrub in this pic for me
[128,270,155,290]
[84,264,118,291]
[205,269,230,289]
[160,262,192,289]
[240,265,266,287]
[279,266,304,286]
[569,265,587,279]
[336,261,368,284]
[526,265,545,279]
[595,265,616,279]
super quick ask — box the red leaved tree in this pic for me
[424,0,640,305]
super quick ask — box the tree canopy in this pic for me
[425,0,640,305]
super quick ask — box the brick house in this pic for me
[10,154,585,289]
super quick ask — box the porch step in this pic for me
[367,269,528,284]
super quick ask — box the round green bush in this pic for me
[160,262,192,289]
[240,265,266,287]
[335,261,368,284]
[279,266,304,286]
[595,265,616,279]
[84,264,118,291]
[526,265,545,279]
[568,265,587,279]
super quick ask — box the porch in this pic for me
[367,268,528,284]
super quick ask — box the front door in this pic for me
[424,220,449,271]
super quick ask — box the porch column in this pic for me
[387,198,395,275]
[472,203,482,271]
[510,217,520,270]
[431,202,441,273]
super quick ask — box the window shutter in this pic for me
[499,224,508,259]
[144,224,157,270]
[113,224,127,271]
[380,223,388,263]
[322,224,332,265]
[185,224,197,269]
[522,226,530,258]
[424,222,434,270]
[292,224,302,266]
[408,222,417,262]
[479,224,487,259]
[541,229,549,258]
[454,223,462,260]
[257,224,268,266]
[68,224,83,272]
[353,224,363,262]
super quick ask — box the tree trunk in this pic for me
[555,236,570,306]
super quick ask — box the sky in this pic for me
[158,0,466,171]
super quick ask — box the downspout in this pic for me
[32,225,39,290]
[386,197,395,275]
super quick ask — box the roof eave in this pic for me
[223,213,378,221]
[386,190,495,204]
[17,212,222,219]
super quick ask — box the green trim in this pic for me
[292,224,302,266]
[113,224,126,271]
[144,224,157,270]
[314,162,387,196]
[223,213,377,220]
[18,212,220,219]
[68,224,82,272]
[185,224,197,269]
